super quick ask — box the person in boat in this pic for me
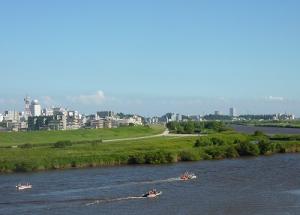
[147,189,156,195]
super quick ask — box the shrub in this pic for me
[178,150,201,161]
[236,141,260,156]
[53,140,72,148]
[0,160,15,172]
[15,161,37,172]
[253,130,266,136]
[211,137,226,145]
[225,145,240,158]
[128,153,146,164]
[204,146,227,159]
[19,143,33,149]
[194,137,212,147]
[258,139,271,155]
[145,151,171,164]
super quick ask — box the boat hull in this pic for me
[143,191,162,198]
[16,185,32,190]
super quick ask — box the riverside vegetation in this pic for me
[1,123,300,173]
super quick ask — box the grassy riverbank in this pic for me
[1,130,300,173]
[0,125,165,147]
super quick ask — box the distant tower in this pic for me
[214,111,220,116]
[30,99,42,117]
[229,107,236,117]
[24,96,31,119]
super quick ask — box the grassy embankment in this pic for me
[0,125,165,147]
[1,127,300,173]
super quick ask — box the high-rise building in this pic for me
[214,111,220,116]
[30,100,42,117]
[229,107,236,117]
[97,111,115,118]
[24,96,31,119]
[176,114,182,122]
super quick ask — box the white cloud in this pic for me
[41,96,56,106]
[266,96,284,101]
[67,90,106,105]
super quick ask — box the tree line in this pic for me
[166,121,231,134]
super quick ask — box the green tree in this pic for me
[258,139,271,155]
[184,121,195,133]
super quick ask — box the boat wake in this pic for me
[36,177,180,196]
[85,196,146,206]
[90,177,180,189]
[285,189,300,195]
[132,177,180,185]
[0,196,145,206]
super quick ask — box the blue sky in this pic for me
[0,0,300,116]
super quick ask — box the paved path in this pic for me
[103,130,202,143]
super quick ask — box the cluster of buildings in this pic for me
[145,107,295,124]
[239,113,295,121]
[0,98,297,132]
[0,96,143,132]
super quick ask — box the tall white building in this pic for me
[24,96,31,119]
[0,114,3,122]
[229,107,236,117]
[214,111,221,116]
[30,100,42,117]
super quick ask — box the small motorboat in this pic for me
[180,172,197,181]
[16,183,32,190]
[142,189,162,198]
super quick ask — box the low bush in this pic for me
[211,137,226,146]
[225,145,240,158]
[253,130,266,137]
[258,139,271,155]
[178,150,201,161]
[15,161,38,172]
[128,153,146,164]
[19,143,33,149]
[53,141,72,148]
[145,151,170,164]
[194,137,212,147]
[236,141,260,156]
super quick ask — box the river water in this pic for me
[231,124,300,135]
[1,154,300,215]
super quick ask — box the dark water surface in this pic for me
[232,124,300,135]
[1,154,300,215]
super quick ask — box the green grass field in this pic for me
[0,136,198,172]
[0,125,165,147]
[1,131,300,173]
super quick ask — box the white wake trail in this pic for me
[85,196,146,206]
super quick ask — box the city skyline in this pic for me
[0,94,297,118]
[1,1,300,115]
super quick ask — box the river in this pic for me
[231,124,300,135]
[1,154,300,215]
